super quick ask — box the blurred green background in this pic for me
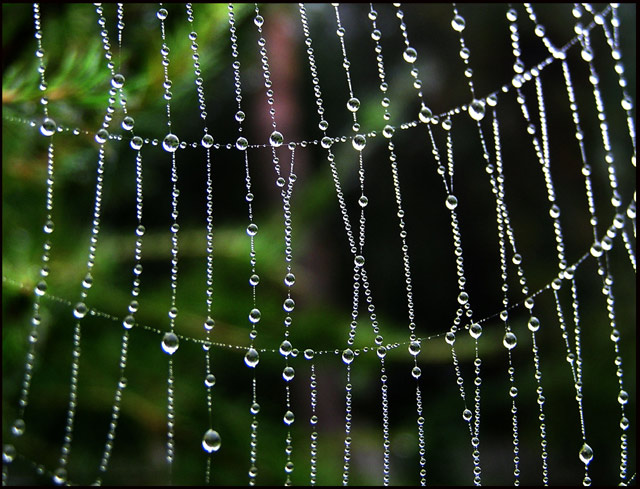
[2,3,636,485]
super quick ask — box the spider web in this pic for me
[1,3,636,486]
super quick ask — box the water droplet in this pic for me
[445,332,456,345]
[40,118,56,136]
[304,349,315,360]
[346,97,360,112]
[44,220,54,234]
[468,99,486,121]
[469,323,482,339]
[419,106,432,123]
[235,110,245,122]
[409,340,421,356]
[411,366,422,379]
[121,116,134,131]
[463,409,473,422]
[131,136,143,150]
[457,292,469,304]
[201,134,214,148]
[358,196,369,207]
[73,302,88,319]
[528,316,540,332]
[254,14,264,27]
[617,390,629,405]
[284,273,296,287]
[249,308,261,324]
[549,204,561,219]
[202,429,221,453]
[245,348,259,368]
[620,417,629,430]
[354,255,365,267]
[282,366,295,381]
[509,386,518,398]
[3,444,16,463]
[451,15,466,32]
[35,281,47,296]
[581,48,594,62]
[236,137,248,150]
[382,125,395,138]
[320,137,333,149]
[121,315,134,329]
[246,223,258,236]
[503,332,517,350]
[579,443,593,465]
[205,374,216,387]
[342,348,355,364]
[162,332,179,355]
[157,8,168,20]
[403,47,417,63]
[279,340,292,357]
[352,134,366,151]
[446,195,458,210]
[590,242,603,258]
[283,298,295,312]
[249,274,260,286]
[249,402,261,415]
[111,73,125,89]
[53,468,67,485]
[95,128,109,144]
[11,419,25,437]
[269,130,283,147]
[284,410,295,425]
[163,133,180,152]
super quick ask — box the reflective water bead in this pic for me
[581,48,594,63]
[269,130,284,147]
[451,15,466,32]
[157,8,168,20]
[463,409,473,422]
[205,374,216,387]
[244,348,260,368]
[250,402,260,414]
[95,128,109,144]
[40,117,57,136]
[131,136,143,150]
[35,281,47,296]
[284,273,296,287]
[254,14,264,27]
[503,332,517,350]
[321,137,332,149]
[446,195,458,210]
[342,348,355,364]
[283,298,295,312]
[11,419,25,437]
[248,308,261,324]
[235,110,245,122]
[382,125,395,138]
[282,366,295,381]
[419,106,432,123]
[354,255,365,267]
[620,417,629,430]
[411,366,422,379]
[204,318,215,331]
[163,133,180,152]
[469,323,482,339]
[249,274,260,286]
[579,443,593,465]
[352,134,366,151]
[409,340,421,356]
[509,386,518,398]
[617,390,629,405]
[202,429,221,453]
[403,47,417,63]
[527,316,540,332]
[3,444,16,463]
[44,220,54,234]
[111,73,125,89]
[123,315,135,329]
[284,410,295,425]
[346,97,360,112]
[358,195,369,208]
[121,116,134,131]
[304,349,315,360]
[457,292,469,304]
[53,468,67,485]
[246,223,258,236]
[279,340,293,356]
[445,332,456,345]
[549,204,561,218]
[236,137,248,150]
[468,99,486,121]
[201,134,214,148]
[161,332,179,355]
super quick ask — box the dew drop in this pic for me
[451,15,466,32]
[248,308,261,324]
[250,402,260,414]
[342,348,355,364]
[161,332,179,355]
[581,48,594,63]
[358,195,369,208]
[254,14,264,27]
[352,134,366,151]
[40,118,57,136]
[236,137,248,150]
[205,374,216,387]
[95,128,109,144]
[409,340,421,356]
[249,274,260,286]
[111,73,125,89]
[509,386,518,398]
[469,323,482,339]
[468,99,486,121]
[579,443,593,465]
[283,298,295,312]
[354,255,365,267]
[43,220,54,234]
[411,366,422,379]
[131,136,143,150]
[201,134,214,148]
[445,332,456,345]
[419,106,432,123]
[269,130,284,147]
[35,281,47,297]
[503,332,517,350]
[122,116,134,131]
[590,242,603,258]
[617,390,629,405]
[73,302,88,319]
[383,125,395,138]
[463,409,473,422]
[11,419,25,437]
[284,273,296,287]
[246,223,258,236]
[202,429,221,453]
[279,340,293,356]
[163,133,180,152]
[321,137,332,149]
[157,8,168,20]
[403,47,417,63]
[282,366,295,381]
[245,348,260,368]
[123,315,135,329]
[457,292,469,304]
[347,97,360,112]
[3,444,16,463]
[284,410,295,425]
[304,349,315,360]
[235,110,245,122]
[527,316,540,332]
[446,195,458,210]
[620,417,629,430]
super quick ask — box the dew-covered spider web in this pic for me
[1,2,636,486]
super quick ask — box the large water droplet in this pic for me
[446,195,458,210]
[409,340,421,356]
[162,332,179,355]
[2,444,16,463]
[131,136,143,150]
[35,281,47,297]
[201,134,214,148]
[354,255,365,267]
[284,273,296,287]
[202,429,221,453]
[503,332,517,350]
[579,443,593,465]
[283,298,295,312]
[157,8,168,20]
[411,366,422,379]
[279,340,293,357]
[284,410,295,425]
[163,133,180,152]
[236,137,248,150]
[111,73,125,89]
[95,128,109,144]
[342,348,355,364]
[403,47,417,63]
[382,125,395,138]
[269,131,283,147]
[528,316,540,332]
[245,348,259,368]
[249,308,261,324]
[40,118,57,137]
[469,323,482,339]
[617,390,629,405]
[463,409,473,422]
[419,106,432,123]
[11,419,25,437]
[352,134,366,151]
[122,116,134,131]
[347,97,360,112]
[468,99,486,121]
[73,302,88,319]
[246,223,258,236]
[445,332,456,345]
[457,292,469,304]
[451,15,466,32]
[53,468,67,485]
[282,366,295,381]
[205,374,216,387]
